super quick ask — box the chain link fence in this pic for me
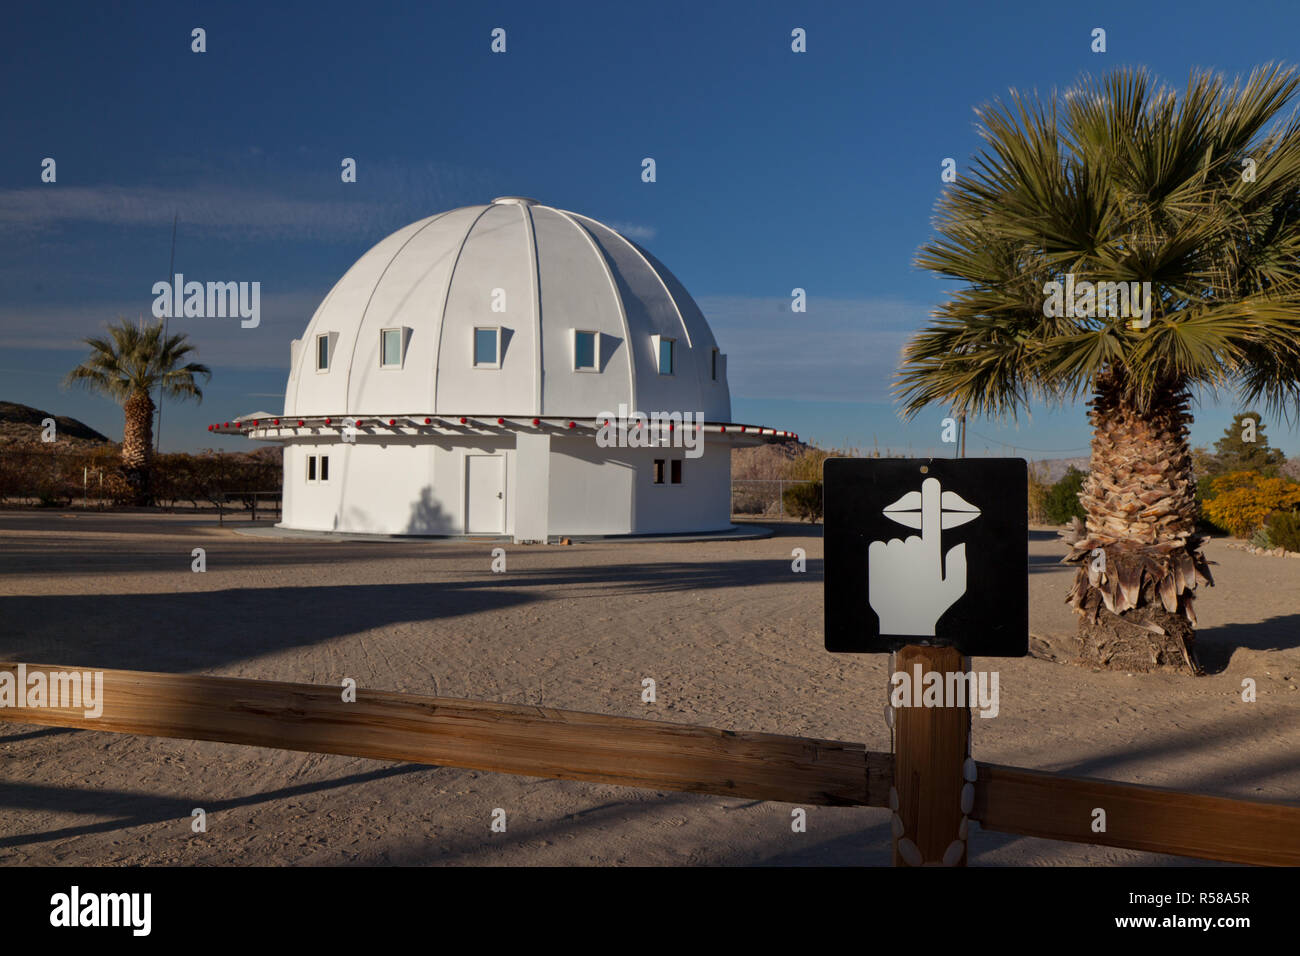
[731,478,821,518]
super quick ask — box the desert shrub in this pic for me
[1201,471,1300,538]
[784,447,833,483]
[0,446,280,509]
[1266,510,1300,552]
[1044,466,1087,524]
[782,481,823,522]
[1027,463,1049,524]
[731,493,768,515]
[0,445,80,506]
[1249,525,1273,549]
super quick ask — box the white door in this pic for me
[465,455,506,533]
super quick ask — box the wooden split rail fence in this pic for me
[1,662,1298,866]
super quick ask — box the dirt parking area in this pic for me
[1,512,1297,865]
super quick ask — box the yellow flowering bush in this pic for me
[1202,471,1300,537]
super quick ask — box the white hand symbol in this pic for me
[868,477,976,636]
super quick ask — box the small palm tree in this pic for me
[899,65,1300,674]
[64,318,210,504]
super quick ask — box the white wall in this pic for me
[629,437,731,533]
[512,433,550,542]
[547,437,636,535]
[279,433,733,538]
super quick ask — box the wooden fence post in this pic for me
[892,644,971,866]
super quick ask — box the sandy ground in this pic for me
[0,511,1298,866]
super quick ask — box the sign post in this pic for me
[824,458,1027,866]
[891,644,970,865]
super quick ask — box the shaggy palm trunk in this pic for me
[122,389,155,506]
[1061,371,1213,674]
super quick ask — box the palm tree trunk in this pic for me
[1061,370,1213,674]
[122,389,155,506]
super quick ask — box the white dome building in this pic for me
[212,198,795,539]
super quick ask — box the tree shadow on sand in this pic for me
[0,557,822,674]
[1194,612,1300,673]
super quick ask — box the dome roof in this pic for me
[285,198,730,420]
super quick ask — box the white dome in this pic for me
[285,198,731,421]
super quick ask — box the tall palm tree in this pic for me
[899,65,1300,675]
[64,318,210,504]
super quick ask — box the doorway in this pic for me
[465,454,506,534]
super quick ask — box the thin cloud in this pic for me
[0,185,406,242]
[0,290,324,368]
[0,159,492,242]
[699,295,926,404]
[604,220,657,241]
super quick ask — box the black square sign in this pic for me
[823,458,1027,657]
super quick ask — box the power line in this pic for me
[966,428,1090,455]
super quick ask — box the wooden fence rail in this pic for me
[973,762,1300,867]
[2,663,1298,864]
[0,663,892,809]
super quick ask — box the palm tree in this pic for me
[899,65,1300,675]
[64,318,210,504]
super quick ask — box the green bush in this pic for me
[1044,467,1087,524]
[782,481,823,522]
[1266,509,1300,552]
[1196,475,1231,534]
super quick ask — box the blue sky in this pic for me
[3,0,1300,456]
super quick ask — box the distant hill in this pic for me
[732,441,806,480]
[733,441,1093,484]
[0,401,113,447]
[1032,456,1090,483]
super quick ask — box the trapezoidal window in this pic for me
[574,330,598,371]
[316,334,329,371]
[474,327,501,367]
[380,328,403,368]
[657,337,675,375]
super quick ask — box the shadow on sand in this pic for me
[0,557,822,673]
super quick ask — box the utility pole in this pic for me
[958,410,966,458]
[156,213,178,453]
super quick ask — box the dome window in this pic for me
[474,326,502,368]
[653,335,675,375]
[316,334,330,371]
[573,330,599,371]
[380,328,409,369]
